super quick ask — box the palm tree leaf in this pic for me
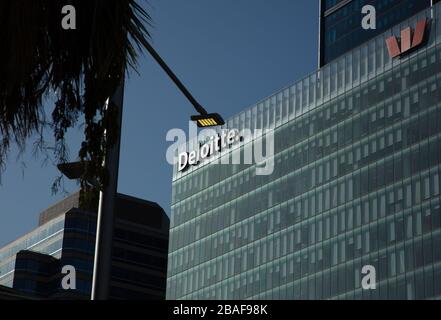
[0,0,152,203]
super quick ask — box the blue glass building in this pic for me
[167,2,441,300]
[319,0,434,66]
[0,192,170,299]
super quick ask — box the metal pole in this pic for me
[89,38,212,300]
[91,80,125,300]
[139,38,208,116]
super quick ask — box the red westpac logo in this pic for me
[386,19,428,58]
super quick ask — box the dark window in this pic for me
[322,0,431,65]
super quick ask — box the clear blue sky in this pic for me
[0,0,318,247]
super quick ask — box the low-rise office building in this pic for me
[0,192,169,299]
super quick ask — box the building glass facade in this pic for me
[0,193,169,299]
[324,0,348,11]
[167,3,441,300]
[0,215,65,290]
[320,0,432,66]
[0,208,98,297]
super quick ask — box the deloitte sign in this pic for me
[178,129,241,172]
[166,122,275,176]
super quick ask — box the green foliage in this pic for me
[0,0,151,205]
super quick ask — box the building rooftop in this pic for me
[37,191,169,231]
[38,191,80,226]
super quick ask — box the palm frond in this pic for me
[0,0,152,204]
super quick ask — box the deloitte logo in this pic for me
[166,122,274,176]
[178,129,242,172]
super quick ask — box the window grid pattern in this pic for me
[167,5,441,300]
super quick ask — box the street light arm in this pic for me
[140,38,208,115]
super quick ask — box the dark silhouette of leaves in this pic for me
[0,0,151,206]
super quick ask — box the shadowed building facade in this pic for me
[167,2,441,300]
[0,192,169,300]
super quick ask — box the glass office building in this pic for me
[0,209,67,292]
[167,3,441,299]
[319,0,433,66]
[0,192,170,299]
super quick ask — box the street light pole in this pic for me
[139,38,208,116]
[91,80,125,300]
[89,40,223,300]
